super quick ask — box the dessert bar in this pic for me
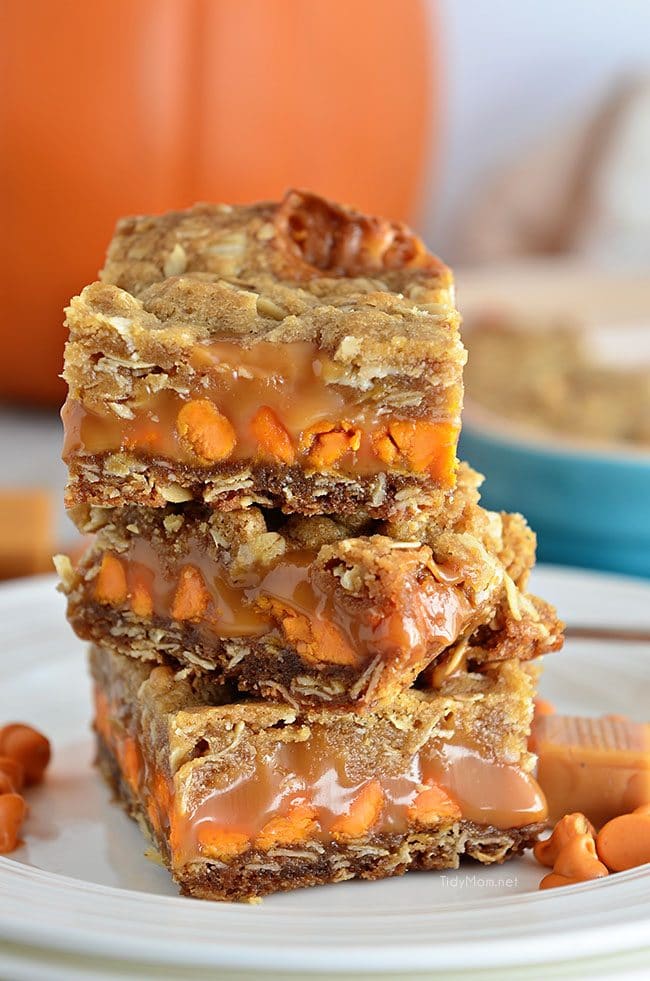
[59,466,562,710]
[91,645,547,902]
[62,190,465,516]
[465,315,650,448]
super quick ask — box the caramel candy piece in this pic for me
[528,698,556,752]
[535,714,650,828]
[0,489,54,580]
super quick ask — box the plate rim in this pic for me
[1,857,649,972]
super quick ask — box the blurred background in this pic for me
[1,0,649,579]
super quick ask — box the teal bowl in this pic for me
[455,262,650,578]
[460,408,650,578]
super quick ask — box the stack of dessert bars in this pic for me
[57,191,563,901]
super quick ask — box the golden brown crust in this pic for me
[100,190,452,298]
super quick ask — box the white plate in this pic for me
[0,569,649,980]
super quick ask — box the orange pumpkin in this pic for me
[0,0,435,405]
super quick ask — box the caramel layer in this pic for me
[62,340,460,485]
[93,686,547,868]
[91,538,473,679]
[535,714,650,827]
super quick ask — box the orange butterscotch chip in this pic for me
[0,724,51,786]
[118,737,142,793]
[539,833,609,889]
[407,781,461,825]
[256,801,320,850]
[0,774,16,796]
[372,420,457,482]
[271,604,362,668]
[146,797,161,836]
[533,812,596,868]
[131,582,153,618]
[301,420,361,468]
[94,553,128,605]
[93,689,112,744]
[0,793,27,854]
[176,398,237,463]
[171,565,211,621]
[196,824,250,859]
[372,432,399,465]
[6,738,47,788]
[251,406,295,465]
[148,768,174,836]
[372,422,408,466]
[331,779,384,839]
[0,757,25,794]
[540,871,599,890]
[151,769,173,815]
[596,807,650,871]
[128,564,154,618]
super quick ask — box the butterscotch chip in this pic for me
[250,406,295,465]
[177,400,237,463]
[94,554,127,605]
[170,566,211,621]
[597,810,650,871]
[131,582,153,618]
[301,420,362,468]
